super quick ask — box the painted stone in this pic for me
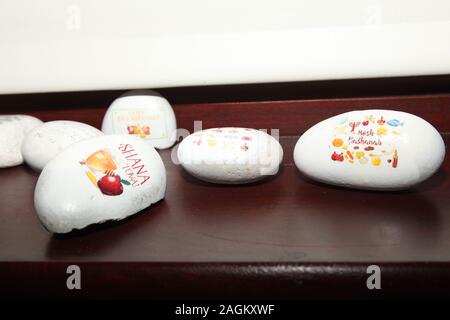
[0,115,43,168]
[294,109,445,190]
[34,135,166,233]
[177,127,283,184]
[101,90,177,149]
[22,120,103,171]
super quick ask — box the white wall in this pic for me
[1,0,450,93]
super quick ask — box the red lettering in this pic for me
[118,144,132,152]
[129,158,141,167]
[133,164,148,175]
[118,143,151,187]
[124,152,138,158]
[139,176,150,185]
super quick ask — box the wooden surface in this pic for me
[0,78,449,299]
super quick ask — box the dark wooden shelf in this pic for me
[0,79,449,299]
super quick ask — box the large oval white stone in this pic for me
[101,90,177,149]
[177,127,283,184]
[0,115,43,168]
[294,109,445,191]
[34,135,166,233]
[22,120,103,172]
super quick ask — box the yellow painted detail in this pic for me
[86,171,98,188]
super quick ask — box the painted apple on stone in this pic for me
[97,175,123,196]
[34,135,167,233]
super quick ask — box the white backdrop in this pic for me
[1,0,450,94]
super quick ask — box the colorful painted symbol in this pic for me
[355,151,365,159]
[387,119,403,127]
[346,150,354,160]
[332,138,344,147]
[392,149,399,168]
[80,149,130,196]
[329,114,402,169]
[338,117,348,125]
[377,127,388,136]
[81,149,117,173]
[127,125,150,138]
[97,175,124,196]
[240,143,249,152]
[377,116,386,125]
[371,157,381,166]
[366,115,376,124]
[331,152,344,162]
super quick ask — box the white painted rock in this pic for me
[177,127,283,184]
[22,120,103,172]
[294,109,445,191]
[34,135,166,233]
[101,90,177,149]
[0,115,43,168]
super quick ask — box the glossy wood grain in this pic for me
[1,135,449,262]
[0,136,449,298]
